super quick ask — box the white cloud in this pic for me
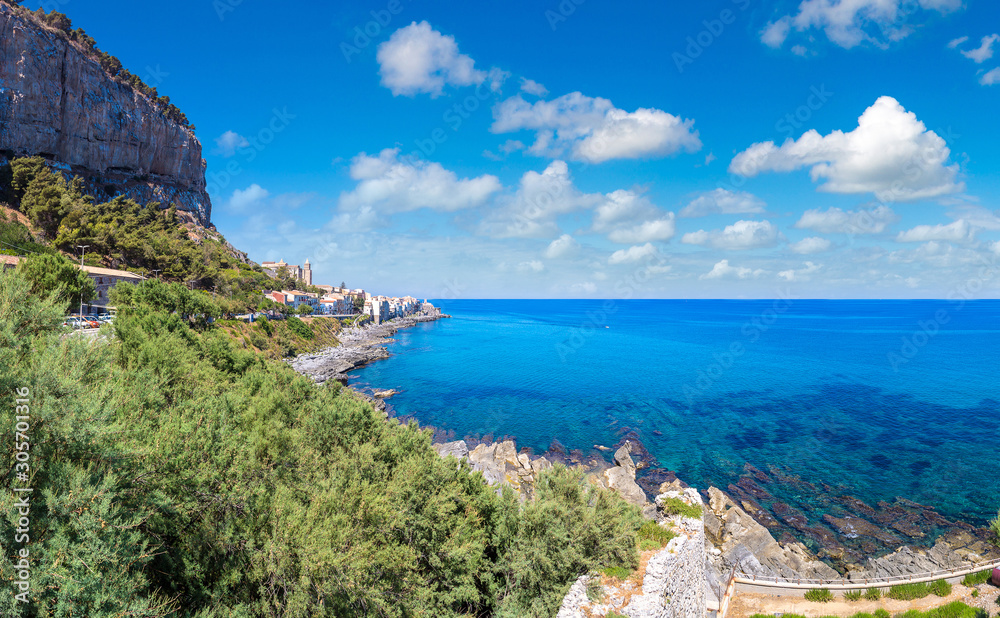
[590,190,677,243]
[681,220,783,250]
[730,96,963,201]
[544,234,580,259]
[608,243,658,264]
[700,259,766,280]
[960,34,999,63]
[990,241,1000,255]
[376,21,486,97]
[761,17,792,48]
[609,218,676,244]
[980,67,1000,86]
[518,260,545,273]
[679,188,766,218]
[791,44,809,56]
[789,236,833,254]
[896,219,974,242]
[339,148,501,213]
[227,184,269,213]
[778,261,822,281]
[214,130,249,157]
[762,0,963,50]
[946,205,1000,230]
[520,78,548,96]
[479,160,602,238]
[571,281,597,294]
[491,92,701,163]
[794,205,898,234]
[948,35,969,49]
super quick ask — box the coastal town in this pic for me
[1,253,438,325]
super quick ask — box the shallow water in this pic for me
[352,299,1000,547]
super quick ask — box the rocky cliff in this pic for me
[0,4,212,225]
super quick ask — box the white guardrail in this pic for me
[717,560,1000,617]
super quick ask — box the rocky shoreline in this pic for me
[287,314,448,391]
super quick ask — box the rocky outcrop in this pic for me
[849,533,1000,581]
[0,5,211,224]
[599,441,649,507]
[703,486,838,583]
[433,438,550,496]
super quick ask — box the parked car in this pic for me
[70,315,99,328]
[62,317,84,329]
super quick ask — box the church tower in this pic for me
[303,258,312,286]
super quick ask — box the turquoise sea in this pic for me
[351,299,1000,556]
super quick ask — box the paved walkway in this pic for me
[726,581,999,617]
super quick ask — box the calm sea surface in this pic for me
[351,299,1000,534]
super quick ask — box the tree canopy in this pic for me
[1,266,646,616]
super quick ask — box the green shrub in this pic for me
[637,521,676,550]
[888,581,931,600]
[874,610,890,618]
[843,589,863,601]
[659,496,702,519]
[606,613,628,618]
[929,578,952,597]
[990,509,1000,547]
[286,315,313,339]
[255,314,273,336]
[963,569,991,586]
[971,589,979,598]
[585,578,604,602]
[804,588,834,602]
[601,566,632,580]
[864,587,883,601]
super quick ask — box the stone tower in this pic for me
[303,258,312,286]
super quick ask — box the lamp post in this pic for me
[76,245,89,318]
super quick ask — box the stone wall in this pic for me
[0,5,212,224]
[556,488,707,618]
[652,491,706,618]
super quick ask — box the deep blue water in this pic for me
[351,300,1000,535]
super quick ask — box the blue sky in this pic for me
[33,0,1000,298]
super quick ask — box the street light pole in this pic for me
[76,245,89,317]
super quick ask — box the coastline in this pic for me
[284,309,1000,581]
[287,313,449,393]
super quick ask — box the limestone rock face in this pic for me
[704,486,838,581]
[0,5,211,224]
[432,440,469,461]
[602,441,648,507]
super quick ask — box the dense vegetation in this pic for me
[1,156,311,316]
[0,270,645,616]
[0,0,194,129]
